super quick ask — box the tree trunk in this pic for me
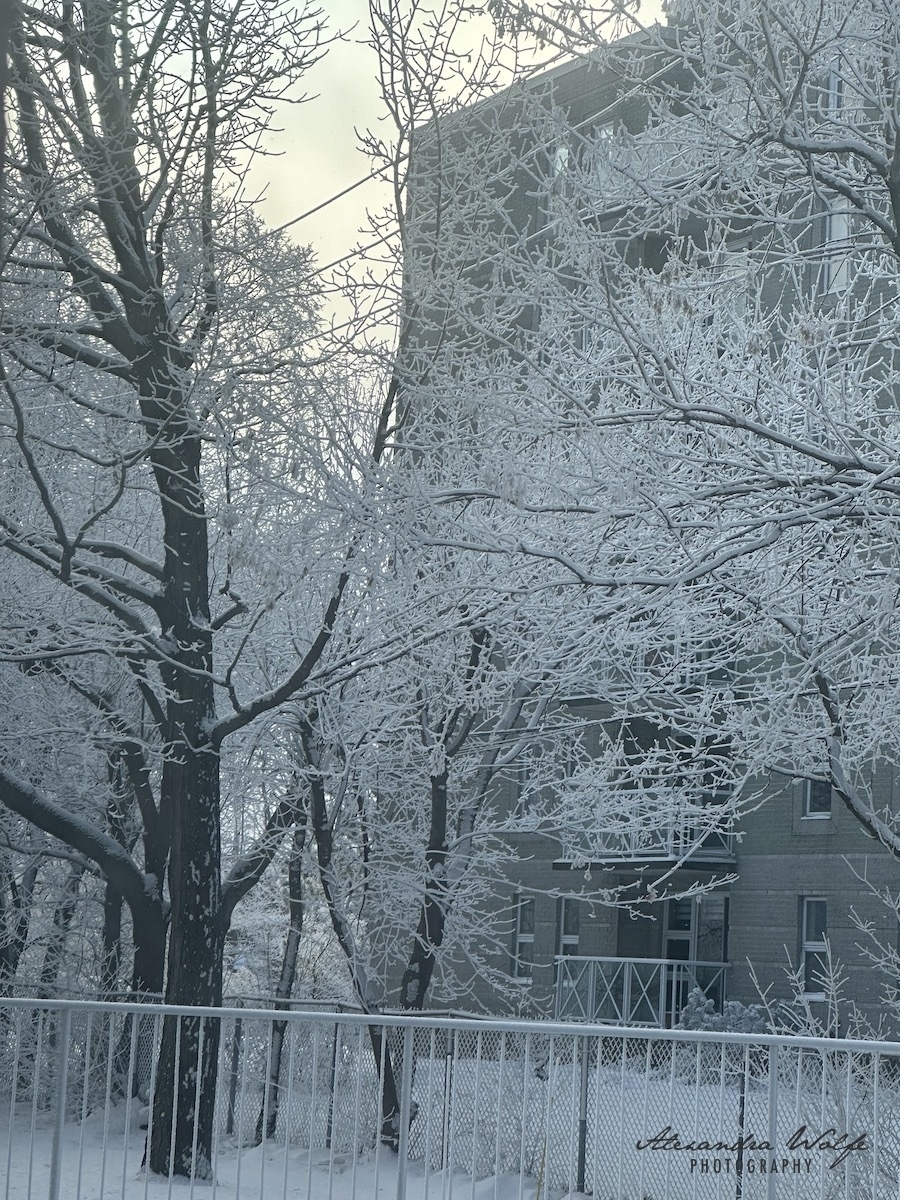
[302,722,401,1147]
[112,904,167,1101]
[254,819,307,1143]
[398,768,449,1011]
[141,360,223,1178]
[0,854,39,992]
[100,880,123,998]
[37,862,84,998]
[131,907,166,998]
[148,736,222,1177]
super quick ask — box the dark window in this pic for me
[555,898,581,984]
[803,779,832,818]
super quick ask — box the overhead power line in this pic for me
[267,161,401,238]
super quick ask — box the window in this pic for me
[592,122,617,201]
[801,898,828,999]
[803,779,832,819]
[550,143,570,180]
[822,207,851,293]
[664,897,696,962]
[512,895,535,979]
[817,62,860,294]
[822,66,844,117]
[555,897,581,985]
[557,897,580,955]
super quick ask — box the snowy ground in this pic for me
[0,1073,876,1200]
[1,1104,566,1200]
[2,1010,893,1199]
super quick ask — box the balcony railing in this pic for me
[591,137,705,207]
[559,814,735,866]
[555,955,728,1027]
[603,821,732,863]
[584,113,743,212]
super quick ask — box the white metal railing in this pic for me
[561,808,735,865]
[592,820,734,862]
[555,956,729,1027]
[1,996,897,1199]
[592,135,706,205]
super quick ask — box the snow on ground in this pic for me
[1,1103,572,1200]
[3,1037,889,1198]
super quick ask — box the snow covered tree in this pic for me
[565,0,900,858]
[6,0,851,1174]
[0,0,361,1175]
[381,0,900,884]
[0,0,642,1173]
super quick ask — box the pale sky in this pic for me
[250,2,665,290]
[249,0,393,275]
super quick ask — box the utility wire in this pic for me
[266,166,386,236]
[299,232,396,285]
[260,49,573,242]
[266,160,402,238]
[267,47,610,273]
[258,50,575,246]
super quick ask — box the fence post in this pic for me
[325,1022,339,1149]
[735,1051,746,1200]
[664,966,670,1027]
[576,1034,590,1194]
[395,1025,415,1200]
[226,1006,243,1136]
[442,1033,453,1171]
[48,1007,71,1200]
[766,1043,779,1200]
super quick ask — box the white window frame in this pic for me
[801,897,828,1000]
[822,207,851,294]
[557,897,580,955]
[803,778,832,819]
[824,66,844,117]
[551,143,570,180]
[593,121,616,199]
[512,895,535,981]
[819,64,851,295]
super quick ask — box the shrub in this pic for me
[676,987,767,1034]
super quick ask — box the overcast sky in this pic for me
[250,2,664,287]
[248,0,391,273]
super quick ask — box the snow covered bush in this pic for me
[676,987,767,1034]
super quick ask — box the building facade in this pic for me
[399,24,900,1035]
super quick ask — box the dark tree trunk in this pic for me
[37,862,84,998]
[148,737,222,1177]
[398,768,449,1011]
[0,854,40,992]
[254,818,307,1143]
[100,880,123,997]
[369,1024,403,1149]
[131,907,166,998]
[111,902,166,1101]
[302,722,401,1146]
[101,758,140,998]
[140,359,223,1178]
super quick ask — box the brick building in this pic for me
[398,31,900,1034]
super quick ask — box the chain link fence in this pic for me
[1,997,898,1199]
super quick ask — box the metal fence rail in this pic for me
[556,955,729,1026]
[1,997,898,1200]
